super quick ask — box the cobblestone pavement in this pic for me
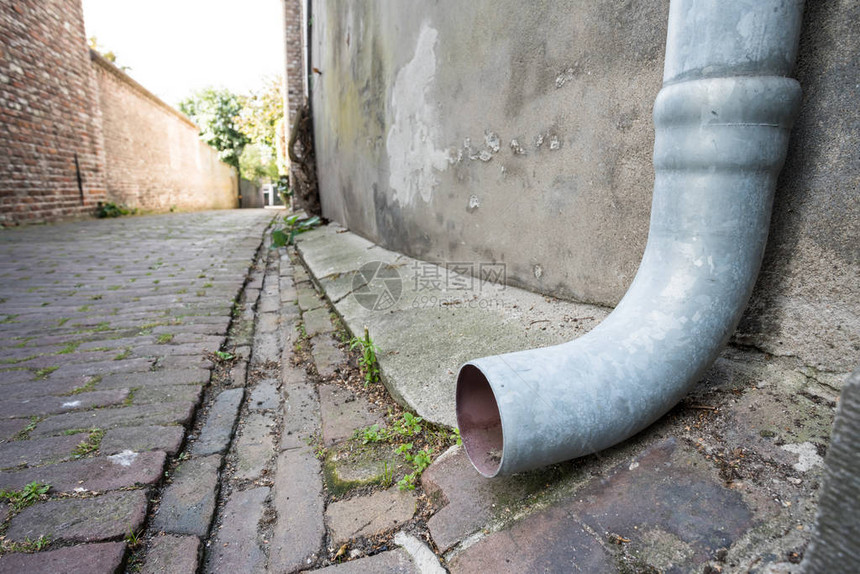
[0,213,838,573]
[0,210,272,572]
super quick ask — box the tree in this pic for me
[236,76,284,151]
[179,88,250,175]
[239,143,279,185]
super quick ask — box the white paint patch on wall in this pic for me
[387,23,448,205]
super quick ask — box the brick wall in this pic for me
[283,0,305,127]
[0,0,107,224]
[92,53,238,212]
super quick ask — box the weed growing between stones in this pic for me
[70,428,105,458]
[12,416,41,441]
[349,327,380,387]
[0,482,51,511]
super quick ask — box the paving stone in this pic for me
[5,489,148,544]
[0,450,166,493]
[326,487,417,545]
[101,425,185,455]
[230,360,248,387]
[326,441,406,485]
[306,549,417,573]
[141,534,200,574]
[258,295,281,314]
[269,448,325,573]
[297,285,324,311]
[248,379,280,411]
[133,342,215,359]
[234,345,252,361]
[132,384,203,405]
[447,505,615,574]
[280,281,297,303]
[421,445,553,552]
[98,368,211,389]
[206,486,269,574]
[44,358,153,380]
[311,336,346,380]
[251,330,281,365]
[157,355,213,371]
[0,418,31,441]
[319,384,384,446]
[0,389,130,420]
[0,541,127,574]
[280,379,321,451]
[303,307,333,337]
[233,413,276,481]
[569,438,755,569]
[31,402,196,438]
[192,388,243,456]
[152,455,221,537]
[0,434,82,470]
[0,377,91,400]
[257,311,281,334]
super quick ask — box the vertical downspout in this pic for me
[456,0,804,477]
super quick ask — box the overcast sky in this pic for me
[82,0,285,107]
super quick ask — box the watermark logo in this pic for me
[353,261,403,311]
[352,260,507,311]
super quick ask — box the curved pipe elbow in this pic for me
[456,1,804,478]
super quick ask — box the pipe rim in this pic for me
[456,363,504,477]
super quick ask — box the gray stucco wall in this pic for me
[310,0,859,375]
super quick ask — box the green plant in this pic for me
[125,526,142,548]
[3,534,51,553]
[358,424,387,445]
[349,327,380,387]
[71,428,104,458]
[391,412,423,437]
[380,461,394,488]
[271,214,322,247]
[156,333,174,344]
[0,481,51,510]
[214,350,235,361]
[397,472,418,491]
[96,201,135,218]
[33,366,58,380]
[12,416,40,441]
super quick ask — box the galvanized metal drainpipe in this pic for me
[456,0,804,477]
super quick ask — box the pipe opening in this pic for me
[456,364,503,477]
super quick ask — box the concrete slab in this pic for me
[296,225,608,426]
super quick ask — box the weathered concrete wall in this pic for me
[0,0,108,224]
[310,0,859,376]
[93,53,238,212]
